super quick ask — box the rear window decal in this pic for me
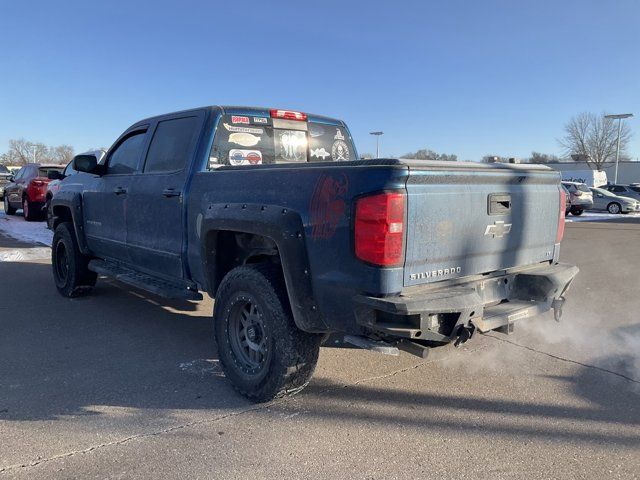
[223,123,263,135]
[276,130,307,162]
[311,147,330,160]
[231,116,250,124]
[331,140,350,161]
[334,128,345,141]
[229,132,261,147]
[253,117,268,124]
[229,149,263,166]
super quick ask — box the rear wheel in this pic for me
[607,202,621,214]
[570,208,583,216]
[52,222,97,297]
[23,197,39,221]
[214,264,323,402]
[3,195,16,215]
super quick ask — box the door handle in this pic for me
[113,186,127,195]
[162,188,181,198]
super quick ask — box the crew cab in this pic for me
[4,163,64,220]
[49,106,578,401]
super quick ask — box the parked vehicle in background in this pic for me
[561,184,572,215]
[602,184,640,201]
[45,150,106,227]
[560,169,607,187]
[0,164,12,199]
[561,181,593,216]
[589,187,640,214]
[3,164,65,220]
[50,105,578,401]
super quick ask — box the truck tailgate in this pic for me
[403,161,561,287]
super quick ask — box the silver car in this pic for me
[561,181,594,216]
[603,184,640,201]
[589,187,640,214]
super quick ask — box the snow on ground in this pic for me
[565,211,640,222]
[0,211,53,246]
[0,208,53,262]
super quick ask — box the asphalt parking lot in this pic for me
[1,208,639,479]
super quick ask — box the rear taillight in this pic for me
[355,192,406,267]
[270,109,307,121]
[556,188,566,243]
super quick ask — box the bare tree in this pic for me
[50,145,74,164]
[401,148,457,161]
[527,151,561,164]
[559,112,632,171]
[0,139,75,165]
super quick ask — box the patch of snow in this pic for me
[565,212,640,222]
[0,211,53,246]
[178,359,225,377]
[0,247,51,262]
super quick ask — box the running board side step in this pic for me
[88,259,203,301]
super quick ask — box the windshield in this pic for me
[592,187,614,197]
[209,114,356,168]
[577,184,591,193]
[38,167,64,177]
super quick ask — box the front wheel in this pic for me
[214,264,323,402]
[607,202,621,214]
[4,195,16,215]
[570,208,583,216]
[52,222,97,297]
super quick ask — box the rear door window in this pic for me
[208,114,355,168]
[144,116,200,173]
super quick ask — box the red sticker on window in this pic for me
[231,116,250,124]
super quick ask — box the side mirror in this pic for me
[73,154,98,174]
[8,175,14,182]
[47,170,63,180]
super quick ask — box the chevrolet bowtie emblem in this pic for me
[484,220,512,238]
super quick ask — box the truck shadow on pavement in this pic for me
[1,261,638,450]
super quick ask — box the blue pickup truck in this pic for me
[49,106,578,401]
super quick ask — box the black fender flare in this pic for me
[200,203,327,333]
[50,192,91,256]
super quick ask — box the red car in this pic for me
[3,163,64,221]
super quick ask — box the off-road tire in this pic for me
[4,195,16,215]
[214,264,323,402]
[52,222,97,297]
[607,202,621,214]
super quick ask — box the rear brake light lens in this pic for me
[355,192,406,267]
[556,188,566,243]
[270,109,307,121]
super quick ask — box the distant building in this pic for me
[546,160,640,185]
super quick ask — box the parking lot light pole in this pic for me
[370,131,384,158]
[604,113,633,184]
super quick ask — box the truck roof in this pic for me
[132,106,345,129]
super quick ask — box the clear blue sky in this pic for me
[1,0,638,160]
